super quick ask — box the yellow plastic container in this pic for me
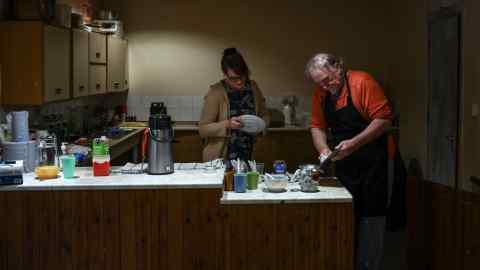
[35,166,59,180]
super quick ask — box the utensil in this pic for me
[292,164,322,192]
[248,160,257,172]
[319,148,340,170]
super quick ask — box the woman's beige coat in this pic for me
[198,80,270,161]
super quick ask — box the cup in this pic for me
[224,170,234,191]
[255,163,265,174]
[234,173,247,193]
[247,171,259,190]
[60,155,76,178]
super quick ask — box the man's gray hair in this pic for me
[305,53,344,80]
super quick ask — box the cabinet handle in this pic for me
[96,83,101,90]
[79,85,85,92]
[96,52,101,58]
[55,88,62,95]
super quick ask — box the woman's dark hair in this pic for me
[221,47,250,78]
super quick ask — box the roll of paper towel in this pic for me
[9,111,29,142]
[2,140,38,172]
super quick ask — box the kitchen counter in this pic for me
[120,121,310,132]
[108,127,145,148]
[107,127,145,163]
[0,167,223,191]
[221,182,352,204]
[0,167,354,270]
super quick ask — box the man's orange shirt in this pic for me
[310,70,393,130]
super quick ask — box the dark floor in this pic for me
[381,229,407,270]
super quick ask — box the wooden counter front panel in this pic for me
[0,190,353,270]
[220,203,354,270]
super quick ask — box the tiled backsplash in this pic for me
[128,95,313,126]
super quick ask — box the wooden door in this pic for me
[89,32,107,64]
[425,8,462,270]
[73,29,89,98]
[44,25,70,102]
[427,10,461,187]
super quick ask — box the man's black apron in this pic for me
[324,72,388,218]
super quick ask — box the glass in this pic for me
[224,170,234,191]
[247,171,259,190]
[60,155,76,179]
[38,135,58,167]
[255,162,265,174]
[234,173,247,193]
[273,160,287,174]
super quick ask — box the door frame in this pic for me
[426,6,463,190]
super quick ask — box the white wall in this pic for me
[102,0,392,122]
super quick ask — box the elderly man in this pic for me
[306,53,393,270]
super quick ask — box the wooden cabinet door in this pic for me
[89,65,107,95]
[0,21,43,105]
[72,29,89,98]
[89,32,107,64]
[43,25,70,102]
[107,36,125,92]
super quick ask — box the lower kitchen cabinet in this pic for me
[173,129,318,171]
[0,188,354,270]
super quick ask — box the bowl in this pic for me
[264,174,289,192]
[35,166,59,180]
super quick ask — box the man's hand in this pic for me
[319,148,332,163]
[228,117,244,129]
[334,138,360,160]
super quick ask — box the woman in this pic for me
[199,48,270,162]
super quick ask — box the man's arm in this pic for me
[311,128,331,155]
[335,119,391,160]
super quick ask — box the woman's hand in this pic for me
[228,117,244,129]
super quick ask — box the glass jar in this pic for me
[273,160,287,174]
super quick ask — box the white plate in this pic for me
[239,114,266,134]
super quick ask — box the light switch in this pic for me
[472,104,479,117]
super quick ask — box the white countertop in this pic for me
[0,167,353,205]
[0,167,224,191]
[221,182,352,204]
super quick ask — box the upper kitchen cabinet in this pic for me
[107,36,128,92]
[89,32,107,64]
[0,21,70,105]
[72,29,89,98]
